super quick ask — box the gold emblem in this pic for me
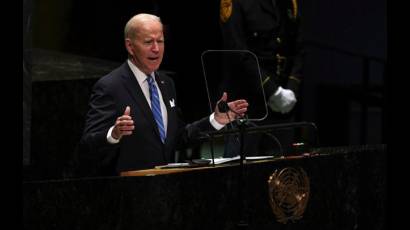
[220,0,232,23]
[268,167,310,224]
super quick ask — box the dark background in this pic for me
[23,0,387,180]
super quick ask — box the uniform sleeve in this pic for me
[220,0,247,50]
[278,0,305,97]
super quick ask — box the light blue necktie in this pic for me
[147,75,166,143]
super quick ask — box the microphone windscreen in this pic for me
[218,101,229,113]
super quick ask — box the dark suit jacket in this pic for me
[78,62,213,176]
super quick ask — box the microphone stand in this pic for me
[236,118,249,229]
[209,132,215,167]
[216,101,249,228]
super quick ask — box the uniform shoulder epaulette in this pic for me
[220,0,233,23]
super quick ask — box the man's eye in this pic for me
[144,41,153,45]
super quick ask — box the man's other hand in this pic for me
[112,106,135,139]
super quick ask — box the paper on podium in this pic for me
[206,155,273,165]
[155,159,212,169]
[155,163,190,169]
[155,156,274,169]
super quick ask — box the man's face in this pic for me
[127,20,164,74]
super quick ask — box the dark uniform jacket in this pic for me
[220,0,304,101]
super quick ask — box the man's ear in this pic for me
[124,39,133,56]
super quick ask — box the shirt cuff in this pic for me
[107,126,120,144]
[209,113,225,130]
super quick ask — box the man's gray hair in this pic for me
[124,13,162,39]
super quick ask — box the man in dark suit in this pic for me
[77,13,248,176]
[219,0,305,156]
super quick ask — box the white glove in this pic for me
[268,86,297,114]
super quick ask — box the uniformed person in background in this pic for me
[219,0,305,157]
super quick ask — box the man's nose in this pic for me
[151,42,160,52]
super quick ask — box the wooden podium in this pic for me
[24,145,386,230]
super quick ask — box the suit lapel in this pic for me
[120,65,161,140]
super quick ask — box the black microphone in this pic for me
[218,101,230,113]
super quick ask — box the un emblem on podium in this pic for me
[268,167,310,224]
